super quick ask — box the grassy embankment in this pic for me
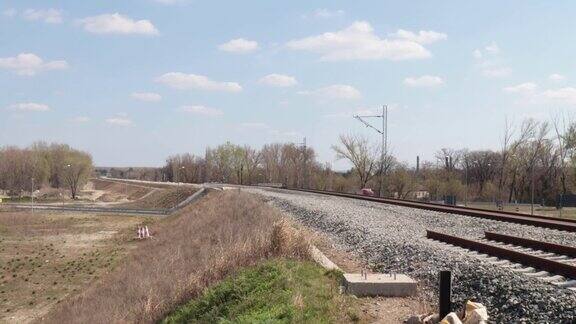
[163,259,354,323]
[91,178,197,209]
[40,190,359,323]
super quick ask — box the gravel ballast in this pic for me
[247,188,576,323]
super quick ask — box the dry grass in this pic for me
[41,190,310,324]
[118,187,197,210]
[0,210,148,323]
[90,179,153,201]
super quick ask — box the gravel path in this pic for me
[247,188,576,323]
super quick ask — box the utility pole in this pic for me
[531,164,535,216]
[297,137,308,189]
[303,137,308,189]
[463,154,468,207]
[31,177,35,213]
[179,166,185,187]
[354,105,388,197]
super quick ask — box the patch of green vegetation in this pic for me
[2,197,32,203]
[163,259,356,324]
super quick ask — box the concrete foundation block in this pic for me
[343,273,417,297]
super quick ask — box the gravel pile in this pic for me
[247,188,576,323]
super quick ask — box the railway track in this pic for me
[283,188,576,232]
[427,230,576,291]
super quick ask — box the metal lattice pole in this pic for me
[354,105,388,196]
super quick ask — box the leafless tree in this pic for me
[332,134,378,189]
[62,152,93,199]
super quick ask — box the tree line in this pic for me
[419,118,576,205]
[88,116,576,207]
[0,142,93,199]
[162,142,321,188]
[10,118,575,206]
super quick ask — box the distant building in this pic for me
[413,190,430,200]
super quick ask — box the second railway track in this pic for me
[284,187,576,232]
[427,230,576,291]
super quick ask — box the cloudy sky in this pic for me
[1,1,576,168]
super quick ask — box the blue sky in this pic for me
[2,1,576,168]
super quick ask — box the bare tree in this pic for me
[506,119,538,202]
[553,113,572,196]
[242,145,261,185]
[332,134,378,189]
[388,163,416,198]
[0,143,93,198]
[62,152,93,199]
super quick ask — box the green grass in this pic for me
[162,259,356,324]
[1,197,32,203]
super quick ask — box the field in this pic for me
[0,209,152,323]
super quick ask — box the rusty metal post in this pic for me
[439,271,452,319]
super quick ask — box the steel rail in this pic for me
[484,231,576,258]
[427,230,576,279]
[281,188,576,232]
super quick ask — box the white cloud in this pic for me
[0,53,68,76]
[481,66,512,78]
[156,72,242,92]
[390,29,447,45]
[131,92,162,102]
[549,73,566,82]
[70,116,90,123]
[473,42,511,78]
[403,75,444,88]
[2,8,17,17]
[238,122,299,138]
[239,122,270,130]
[268,129,301,138]
[281,131,300,137]
[23,9,63,24]
[503,82,538,94]
[473,49,482,59]
[473,42,501,59]
[325,104,400,118]
[7,102,50,112]
[286,21,444,61]
[106,116,133,126]
[310,9,345,18]
[79,13,159,35]
[485,42,500,54]
[299,84,361,100]
[218,38,259,54]
[503,82,576,106]
[180,105,223,117]
[541,87,576,105]
[325,108,377,118]
[259,74,298,87]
